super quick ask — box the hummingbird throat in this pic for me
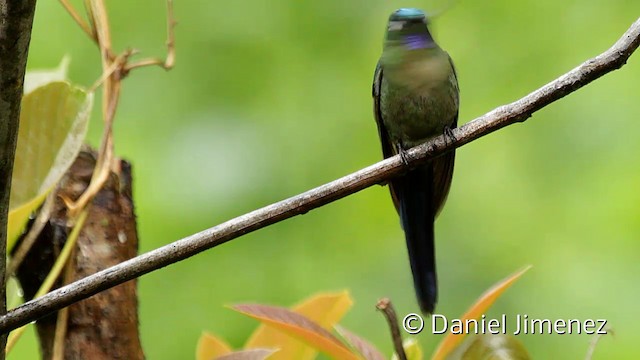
[404,34,431,50]
[386,22,435,51]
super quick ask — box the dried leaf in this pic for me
[431,266,532,360]
[215,348,277,360]
[336,325,386,360]
[233,304,359,360]
[196,332,232,360]
[245,291,353,360]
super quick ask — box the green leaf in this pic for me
[391,338,422,360]
[23,56,70,94]
[461,334,531,360]
[7,81,92,250]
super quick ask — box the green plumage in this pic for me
[373,8,459,313]
[379,49,458,148]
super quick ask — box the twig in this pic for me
[83,0,95,32]
[376,298,407,360]
[65,0,119,218]
[51,254,77,360]
[585,327,614,360]
[51,306,69,360]
[0,17,638,335]
[88,50,135,92]
[6,191,57,280]
[58,0,96,42]
[0,0,39,356]
[5,210,89,353]
[62,0,176,217]
[124,0,176,72]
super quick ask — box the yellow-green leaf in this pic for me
[23,56,70,94]
[461,334,531,360]
[391,338,423,360]
[432,266,531,360]
[196,332,233,360]
[233,304,359,360]
[7,81,92,250]
[245,291,353,360]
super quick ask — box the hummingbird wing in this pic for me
[432,54,459,214]
[431,115,456,214]
[373,61,401,213]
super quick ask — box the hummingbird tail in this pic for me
[396,165,437,314]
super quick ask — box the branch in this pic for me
[0,17,638,335]
[376,298,407,360]
[0,0,39,352]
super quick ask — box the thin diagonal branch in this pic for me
[0,17,638,335]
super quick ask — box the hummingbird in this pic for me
[372,8,459,314]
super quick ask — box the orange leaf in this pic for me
[431,265,532,360]
[216,348,278,360]
[294,290,353,328]
[244,291,353,360]
[196,332,232,360]
[233,304,359,360]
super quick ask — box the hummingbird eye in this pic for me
[388,21,404,31]
[387,18,428,33]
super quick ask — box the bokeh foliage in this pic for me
[12,0,640,358]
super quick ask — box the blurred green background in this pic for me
[12,0,640,358]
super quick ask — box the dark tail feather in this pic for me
[396,164,437,314]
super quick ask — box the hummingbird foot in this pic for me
[443,125,456,147]
[395,143,411,168]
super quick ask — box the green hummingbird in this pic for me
[372,8,459,314]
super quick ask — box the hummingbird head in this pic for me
[389,8,427,22]
[384,8,436,50]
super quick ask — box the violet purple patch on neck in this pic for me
[405,34,431,50]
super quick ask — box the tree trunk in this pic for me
[15,148,144,359]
